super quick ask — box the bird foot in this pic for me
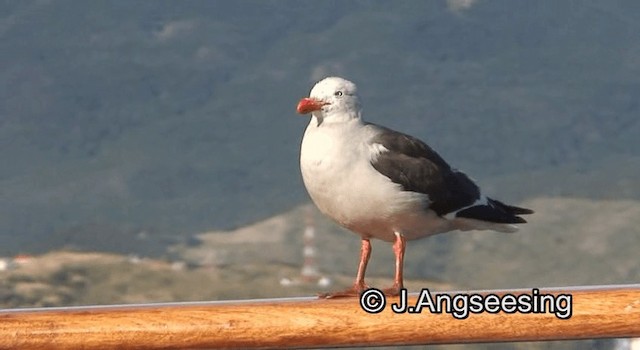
[318,283,370,299]
[380,284,403,297]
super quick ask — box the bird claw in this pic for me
[380,284,403,297]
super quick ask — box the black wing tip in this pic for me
[455,199,533,224]
[490,199,534,215]
[456,206,528,224]
[511,216,528,224]
[509,206,534,215]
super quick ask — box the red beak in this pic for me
[296,98,328,114]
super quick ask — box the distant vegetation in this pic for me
[1,1,639,254]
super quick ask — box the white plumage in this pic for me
[296,76,532,297]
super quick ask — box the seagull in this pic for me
[296,77,533,298]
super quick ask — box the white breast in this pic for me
[300,119,441,241]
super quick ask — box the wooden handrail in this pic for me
[1,284,639,349]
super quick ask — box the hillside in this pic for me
[1,2,640,254]
[4,195,635,308]
[173,196,639,291]
[0,251,454,308]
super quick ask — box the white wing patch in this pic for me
[443,195,488,220]
[368,143,389,160]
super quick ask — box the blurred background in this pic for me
[1,1,639,349]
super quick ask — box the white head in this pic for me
[296,77,362,125]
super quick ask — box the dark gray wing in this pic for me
[367,124,533,223]
[367,124,480,217]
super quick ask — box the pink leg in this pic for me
[354,239,371,289]
[319,239,371,298]
[382,232,406,296]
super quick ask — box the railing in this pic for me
[1,284,639,349]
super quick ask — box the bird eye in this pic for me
[334,91,343,97]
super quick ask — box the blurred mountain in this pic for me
[0,250,456,309]
[1,1,639,254]
[172,197,640,290]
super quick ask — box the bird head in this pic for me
[296,77,362,124]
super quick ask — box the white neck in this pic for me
[311,110,362,127]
